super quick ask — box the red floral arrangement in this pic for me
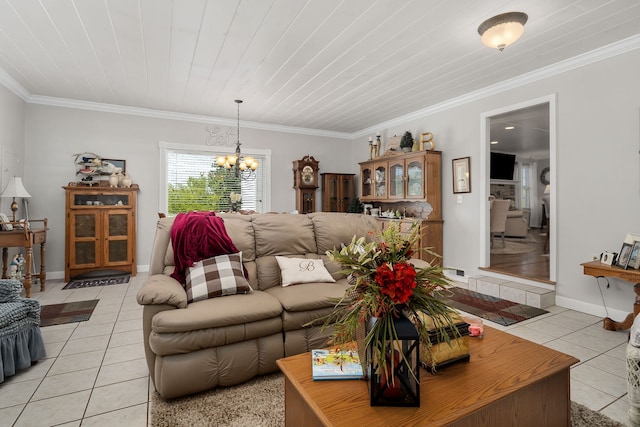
[322,221,459,377]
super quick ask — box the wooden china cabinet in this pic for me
[359,150,443,265]
[63,184,139,281]
[321,173,355,212]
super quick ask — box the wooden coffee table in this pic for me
[276,326,578,427]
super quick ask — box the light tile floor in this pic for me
[0,274,634,426]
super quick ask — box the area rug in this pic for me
[490,240,536,255]
[62,274,130,290]
[149,373,624,427]
[40,299,99,327]
[437,287,547,326]
[151,373,284,427]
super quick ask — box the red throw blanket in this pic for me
[170,211,241,285]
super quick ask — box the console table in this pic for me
[581,260,640,330]
[0,219,47,298]
[277,327,578,426]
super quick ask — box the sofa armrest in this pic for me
[136,274,188,309]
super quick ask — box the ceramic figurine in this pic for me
[108,171,119,187]
[121,172,132,188]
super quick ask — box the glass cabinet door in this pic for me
[388,160,405,199]
[105,211,131,265]
[406,157,425,199]
[374,163,387,199]
[340,175,354,212]
[361,167,373,200]
[327,175,338,211]
[70,212,100,268]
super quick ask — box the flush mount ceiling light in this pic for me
[478,12,528,51]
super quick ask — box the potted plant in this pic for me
[400,131,414,152]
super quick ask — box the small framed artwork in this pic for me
[452,157,471,194]
[102,159,126,174]
[628,241,640,269]
[616,242,633,269]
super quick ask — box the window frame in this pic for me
[159,140,271,214]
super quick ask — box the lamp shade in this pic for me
[1,177,31,198]
[478,12,528,51]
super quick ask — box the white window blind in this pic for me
[160,142,270,215]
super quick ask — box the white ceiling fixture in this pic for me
[478,12,528,51]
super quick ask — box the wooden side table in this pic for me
[581,260,640,330]
[0,219,47,298]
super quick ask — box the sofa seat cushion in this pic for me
[150,290,282,334]
[149,316,283,356]
[264,279,350,312]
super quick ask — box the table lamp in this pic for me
[1,177,31,222]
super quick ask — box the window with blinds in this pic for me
[165,148,267,214]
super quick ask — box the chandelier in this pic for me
[478,12,528,51]
[216,99,258,180]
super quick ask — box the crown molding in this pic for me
[1,34,638,141]
[353,34,640,139]
[27,95,353,139]
[0,68,30,101]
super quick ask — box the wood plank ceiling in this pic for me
[0,0,638,134]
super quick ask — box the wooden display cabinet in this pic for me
[63,184,139,281]
[360,151,443,264]
[377,218,443,266]
[321,173,355,212]
[359,151,441,217]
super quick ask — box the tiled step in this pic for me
[465,275,555,309]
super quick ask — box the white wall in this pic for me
[349,49,640,318]
[12,47,640,319]
[0,84,26,213]
[24,105,353,278]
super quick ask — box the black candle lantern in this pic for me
[367,313,420,407]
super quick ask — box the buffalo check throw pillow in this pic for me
[185,252,251,302]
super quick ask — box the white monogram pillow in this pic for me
[275,256,336,287]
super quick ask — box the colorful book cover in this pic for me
[311,347,363,380]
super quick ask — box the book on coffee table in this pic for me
[311,348,363,380]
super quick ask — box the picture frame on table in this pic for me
[628,241,640,269]
[452,157,471,194]
[616,242,633,269]
[102,159,126,174]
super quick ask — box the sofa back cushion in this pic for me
[253,214,317,257]
[310,213,380,253]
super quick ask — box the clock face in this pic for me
[302,165,314,184]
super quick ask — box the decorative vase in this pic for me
[365,312,420,407]
[108,172,119,188]
[121,172,132,188]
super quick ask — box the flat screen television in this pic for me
[490,152,516,180]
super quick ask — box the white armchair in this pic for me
[505,210,528,237]
[490,199,511,248]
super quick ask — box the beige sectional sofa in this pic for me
[136,212,379,398]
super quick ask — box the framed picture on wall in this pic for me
[102,159,126,174]
[452,157,471,194]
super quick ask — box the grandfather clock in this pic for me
[293,155,319,214]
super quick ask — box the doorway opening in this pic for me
[479,95,556,284]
